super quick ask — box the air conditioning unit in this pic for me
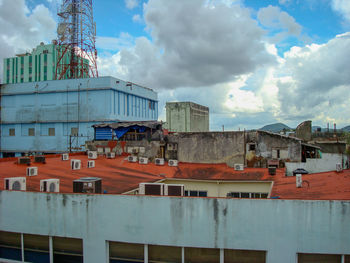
[40,179,59,193]
[128,156,138,162]
[104,147,111,153]
[139,147,145,154]
[18,157,31,165]
[139,157,148,164]
[234,164,244,171]
[155,158,165,166]
[62,153,69,161]
[4,177,26,191]
[34,156,46,163]
[336,163,343,172]
[87,151,97,159]
[139,183,164,195]
[71,159,81,170]
[106,152,115,159]
[168,159,178,167]
[164,184,184,196]
[87,160,95,168]
[26,167,38,177]
[73,177,102,193]
[296,174,302,188]
[97,147,104,154]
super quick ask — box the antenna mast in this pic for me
[56,0,98,79]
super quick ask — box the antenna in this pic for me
[55,0,98,80]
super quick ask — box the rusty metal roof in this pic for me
[92,121,162,129]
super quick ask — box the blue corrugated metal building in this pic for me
[0,76,158,157]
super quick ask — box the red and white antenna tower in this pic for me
[55,0,98,80]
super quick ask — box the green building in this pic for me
[3,41,89,84]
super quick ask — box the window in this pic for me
[227,192,268,199]
[28,128,35,136]
[249,143,256,151]
[185,190,208,197]
[9,128,15,136]
[48,128,55,136]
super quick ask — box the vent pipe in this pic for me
[296,174,302,188]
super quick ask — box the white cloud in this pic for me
[257,5,302,41]
[332,0,350,22]
[0,0,56,80]
[132,14,143,23]
[278,0,292,5]
[111,0,275,90]
[125,0,139,9]
[96,33,134,51]
[275,32,350,123]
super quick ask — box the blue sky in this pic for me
[1,0,350,130]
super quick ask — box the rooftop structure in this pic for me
[0,77,158,157]
[2,42,89,84]
[0,154,349,200]
[165,101,209,132]
[0,154,350,262]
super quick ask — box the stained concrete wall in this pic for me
[285,153,347,176]
[168,132,245,166]
[0,191,350,263]
[166,102,209,132]
[252,131,301,161]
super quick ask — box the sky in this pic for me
[1,0,350,130]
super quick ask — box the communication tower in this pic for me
[56,0,98,79]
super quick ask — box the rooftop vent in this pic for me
[73,177,102,193]
[296,174,302,188]
[164,184,184,196]
[336,163,343,173]
[34,156,46,164]
[139,183,164,196]
[18,157,31,165]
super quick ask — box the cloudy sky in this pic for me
[1,0,350,130]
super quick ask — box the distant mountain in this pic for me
[259,123,291,133]
[341,125,350,132]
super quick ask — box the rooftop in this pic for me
[0,154,349,200]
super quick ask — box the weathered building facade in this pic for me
[0,77,158,157]
[165,102,209,132]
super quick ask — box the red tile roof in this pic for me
[0,154,349,200]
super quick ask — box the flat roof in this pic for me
[0,154,349,200]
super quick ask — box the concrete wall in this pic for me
[0,77,158,154]
[285,153,347,176]
[169,132,245,166]
[166,102,209,132]
[162,179,272,198]
[0,191,350,263]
